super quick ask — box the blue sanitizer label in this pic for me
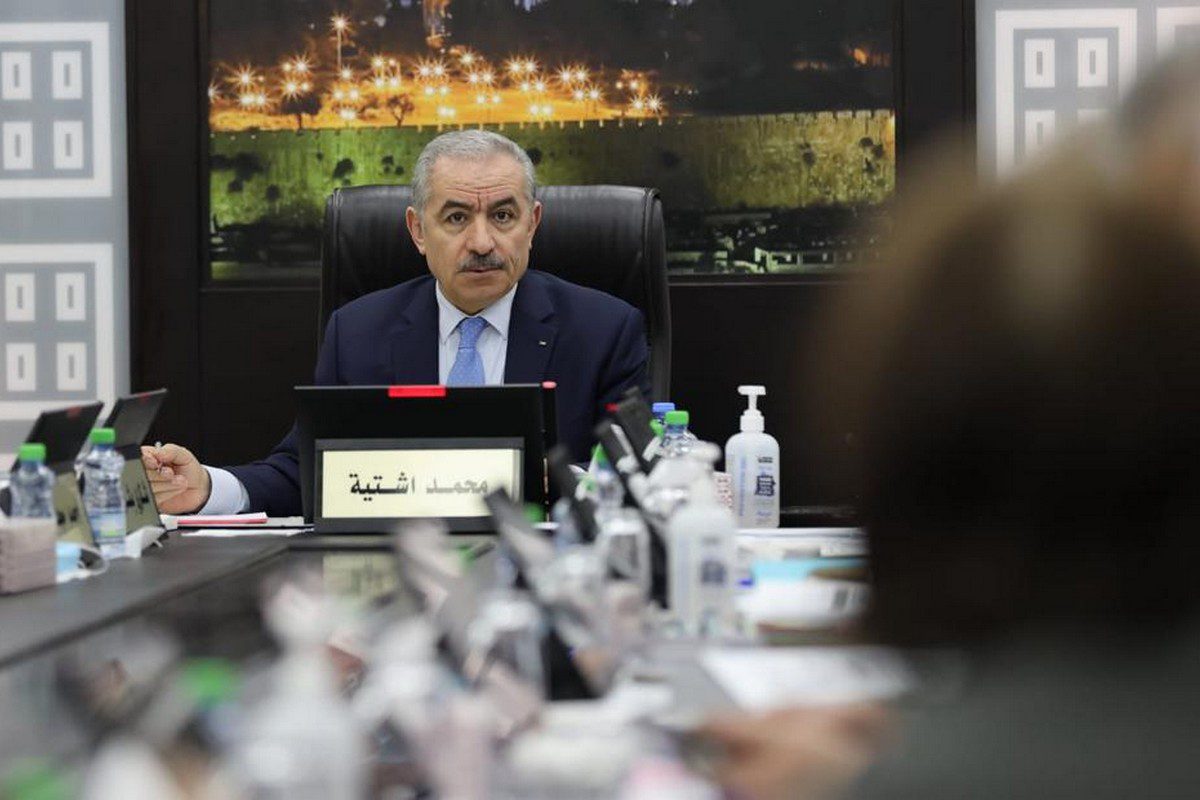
[700,557,728,586]
[754,456,776,497]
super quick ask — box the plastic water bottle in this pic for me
[233,580,365,799]
[660,410,697,457]
[666,442,737,638]
[644,413,705,522]
[11,443,55,519]
[592,446,624,517]
[591,447,653,598]
[651,402,676,424]
[83,428,126,558]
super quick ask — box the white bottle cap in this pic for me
[738,385,766,433]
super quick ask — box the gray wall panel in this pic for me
[0,2,128,462]
[978,0,1200,175]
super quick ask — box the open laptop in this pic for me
[7,402,103,545]
[104,389,168,534]
[295,384,555,534]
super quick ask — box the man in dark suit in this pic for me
[144,130,648,516]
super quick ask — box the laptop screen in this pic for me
[11,402,102,473]
[296,384,554,533]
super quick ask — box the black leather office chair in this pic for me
[320,184,671,399]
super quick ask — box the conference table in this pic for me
[0,530,746,778]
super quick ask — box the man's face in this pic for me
[406,152,542,314]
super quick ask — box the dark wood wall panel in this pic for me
[196,288,319,465]
[896,0,975,166]
[669,280,851,507]
[127,0,203,447]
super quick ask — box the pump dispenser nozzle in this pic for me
[738,385,766,432]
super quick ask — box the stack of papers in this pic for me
[163,512,310,538]
[701,646,913,710]
[736,527,867,561]
[738,577,869,631]
[181,528,308,538]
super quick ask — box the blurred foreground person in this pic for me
[703,64,1200,798]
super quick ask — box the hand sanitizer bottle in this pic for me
[724,385,780,528]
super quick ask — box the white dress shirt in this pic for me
[199,282,517,515]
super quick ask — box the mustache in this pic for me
[457,254,507,272]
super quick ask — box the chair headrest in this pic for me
[322,184,664,321]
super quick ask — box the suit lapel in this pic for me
[390,278,440,384]
[505,272,559,384]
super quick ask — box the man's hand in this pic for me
[697,703,893,800]
[141,443,211,515]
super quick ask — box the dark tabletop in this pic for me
[0,533,287,669]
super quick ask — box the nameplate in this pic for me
[316,437,524,522]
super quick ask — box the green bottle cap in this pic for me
[664,410,689,427]
[523,503,546,525]
[90,428,116,445]
[1,759,70,800]
[592,444,609,466]
[17,443,46,462]
[650,420,664,438]
[180,658,240,709]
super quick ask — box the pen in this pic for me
[152,442,170,477]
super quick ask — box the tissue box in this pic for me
[0,519,57,593]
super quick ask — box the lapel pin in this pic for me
[538,340,548,346]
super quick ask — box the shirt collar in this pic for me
[435,280,517,344]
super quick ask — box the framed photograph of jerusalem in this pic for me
[205,0,894,281]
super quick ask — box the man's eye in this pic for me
[446,212,467,224]
[493,209,515,223]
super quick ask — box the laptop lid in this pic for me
[104,389,168,533]
[613,390,658,472]
[296,384,554,533]
[11,402,103,474]
[7,403,102,545]
[104,389,167,455]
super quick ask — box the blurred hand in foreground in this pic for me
[697,703,893,800]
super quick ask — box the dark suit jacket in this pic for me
[227,269,649,516]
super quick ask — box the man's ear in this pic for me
[527,200,543,249]
[405,206,426,255]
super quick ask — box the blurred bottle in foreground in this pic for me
[231,578,366,799]
[667,443,737,638]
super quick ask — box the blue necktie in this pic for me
[447,316,488,386]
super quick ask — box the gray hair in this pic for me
[411,129,537,212]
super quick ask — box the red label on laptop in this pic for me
[387,385,447,398]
